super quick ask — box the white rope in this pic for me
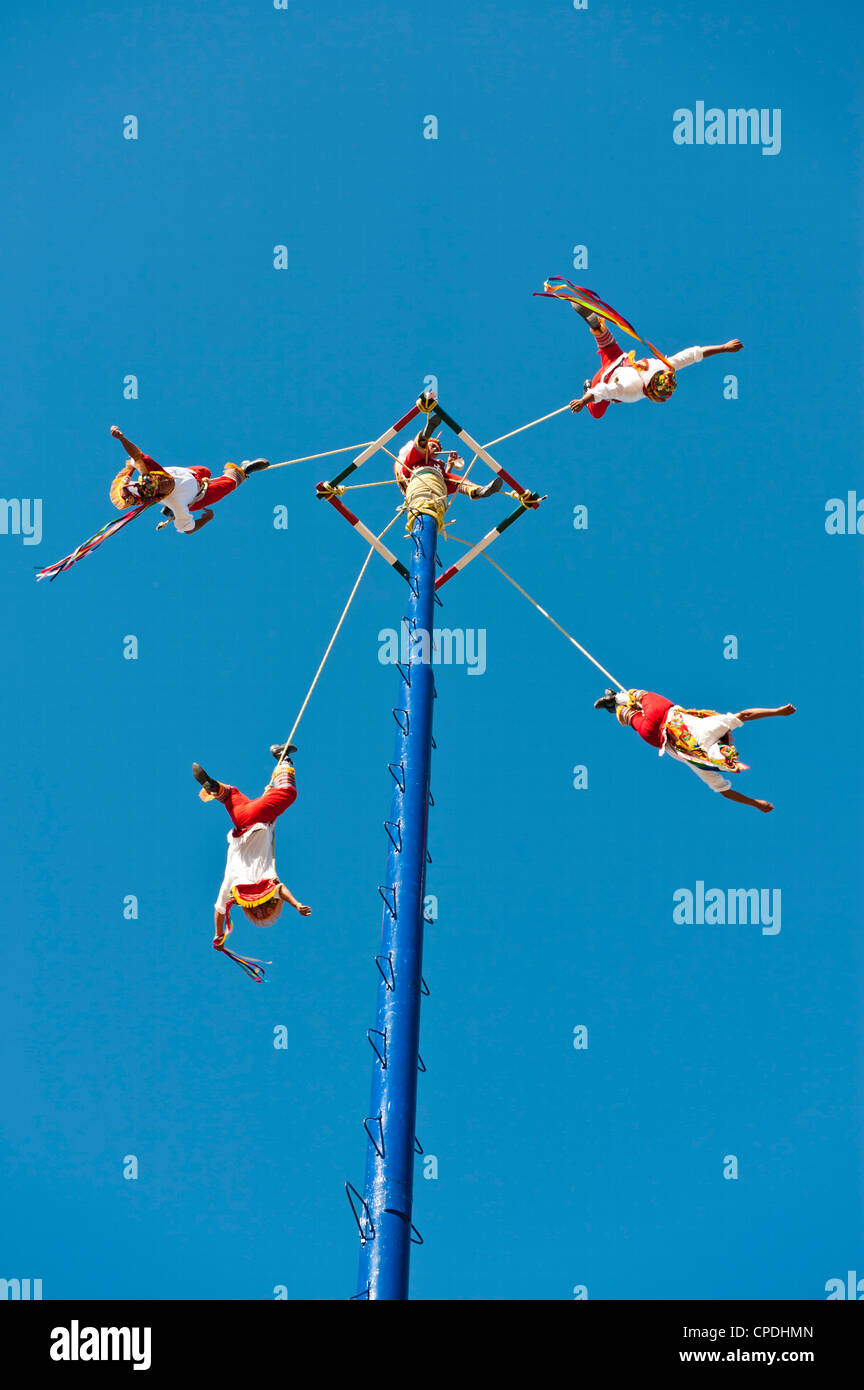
[459,403,571,482]
[268,399,568,477]
[268,441,374,472]
[274,512,403,769]
[482,403,571,449]
[343,478,397,491]
[445,534,625,692]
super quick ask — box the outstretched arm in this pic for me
[110,425,144,462]
[737,704,796,722]
[702,340,744,358]
[721,789,774,813]
[188,507,214,534]
[279,883,312,916]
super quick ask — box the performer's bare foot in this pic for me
[756,800,774,813]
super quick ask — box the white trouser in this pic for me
[664,711,743,793]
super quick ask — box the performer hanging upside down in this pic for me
[394,411,502,531]
[568,305,743,418]
[192,744,311,957]
[108,426,270,534]
[593,689,795,811]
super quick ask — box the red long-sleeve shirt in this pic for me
[395,438,483,497]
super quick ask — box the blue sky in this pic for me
[1,0,861,1300]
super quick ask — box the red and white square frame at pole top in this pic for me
[315,395,541,590]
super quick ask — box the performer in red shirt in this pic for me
[108,427,270,535]
[593,688,795,810]
[394,411,502,530]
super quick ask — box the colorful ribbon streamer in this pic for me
[221,945,271,983]
[534,278,673,369]
[36,503,151,582]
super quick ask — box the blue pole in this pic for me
[355,512,437,1300]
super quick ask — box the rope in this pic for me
[343,479,397,491]
[316,442,400,498]
[444,535,626,692]
[318,478,397,499]
[483,403,571,448]
[267,401,567,478]
[267,403,566,486]
[459,403,571,483]
[273,510,404,770]
[268,442,374,472]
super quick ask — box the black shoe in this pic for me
[242,458,270,476]
[161,506,172,516]
[593,690,618,713]
[270,742,297,761]
[192,762,221,794]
